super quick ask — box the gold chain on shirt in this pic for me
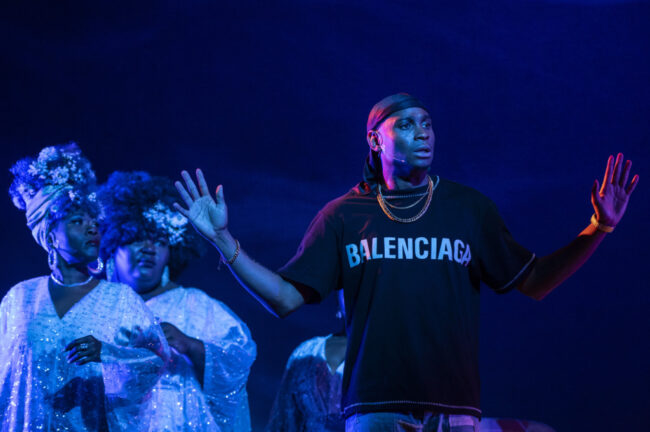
[381,190,428,210]
[376,176,438,223]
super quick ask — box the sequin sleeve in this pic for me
[1,278,170,431]
[200,298,257,432]
[0,291,13,399]
[99,283,170,429]
[0,282,39,429]
[0,295,7,337]
[0,293,12,426]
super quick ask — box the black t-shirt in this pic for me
[279,177,535,418]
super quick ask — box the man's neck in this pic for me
[381,167,428,191]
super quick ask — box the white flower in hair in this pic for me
[38,147,57,161]
[26,144,93,188]
[27,163,40,176]
[143,201,189,245]
[28,160,48,180]
[51,166,70,185]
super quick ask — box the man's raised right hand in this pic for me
[174,169,228,245]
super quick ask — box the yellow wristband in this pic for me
[591,214,615,233]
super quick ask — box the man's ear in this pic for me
[367,130,383,152]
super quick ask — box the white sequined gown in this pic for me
[142,287,256,432]
[0,276,169,432]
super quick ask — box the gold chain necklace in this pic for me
[377,176,437,223]
[381,190,429,200]
[382,190,428,210]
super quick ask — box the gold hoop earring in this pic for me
[48,248,57,270]
[88,257,104,275]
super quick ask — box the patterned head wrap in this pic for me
[25,185,73,250]
[9,143,99,251]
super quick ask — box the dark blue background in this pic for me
[2,1,648,430]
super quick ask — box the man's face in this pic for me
[49,211,100,265]
[376,107,435,172]
[114,237,170,294]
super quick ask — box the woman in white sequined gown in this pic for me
[1,144,169,431]
[98,171,256,432]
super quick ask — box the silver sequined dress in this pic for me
[0,276,169,432]
[143,287,256,432]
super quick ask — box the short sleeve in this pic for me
[278,210,341,303]
[474,200,535,294]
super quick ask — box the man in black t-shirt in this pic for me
[175,93,638,432]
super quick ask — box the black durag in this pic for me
[360,93,430,193]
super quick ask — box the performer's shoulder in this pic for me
[318,186,369,214]
[173,286,216,306]
[437,177,494,205]
[100,280,146,302]
[177,286,244,320]
[316,178,494,216]
[290,335,328,360]
[16,275,48,287]
[2,276,47,305]
[5,276,49,297]
[170,285,215,304]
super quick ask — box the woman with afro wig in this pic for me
[99,171,256,432]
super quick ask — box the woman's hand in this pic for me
[65,335,102,365]
[175,169,228,245]
[160,322,206,383]
[592,153,639,228]
[160,322,201,356]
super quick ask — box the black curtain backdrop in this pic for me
[1,1,648,430]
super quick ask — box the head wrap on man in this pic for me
[366,93,429,132]
[359,93,430,194]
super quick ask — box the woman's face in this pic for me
[114,237,170,294]
[48,211,100,265]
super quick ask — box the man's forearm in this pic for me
[518,224,608,300]
[211,229,305,317]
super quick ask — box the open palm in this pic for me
[591,153,639,228]
[175,169,228,244]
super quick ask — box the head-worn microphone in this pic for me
[372,131,407,164]
[379,144,407,164]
